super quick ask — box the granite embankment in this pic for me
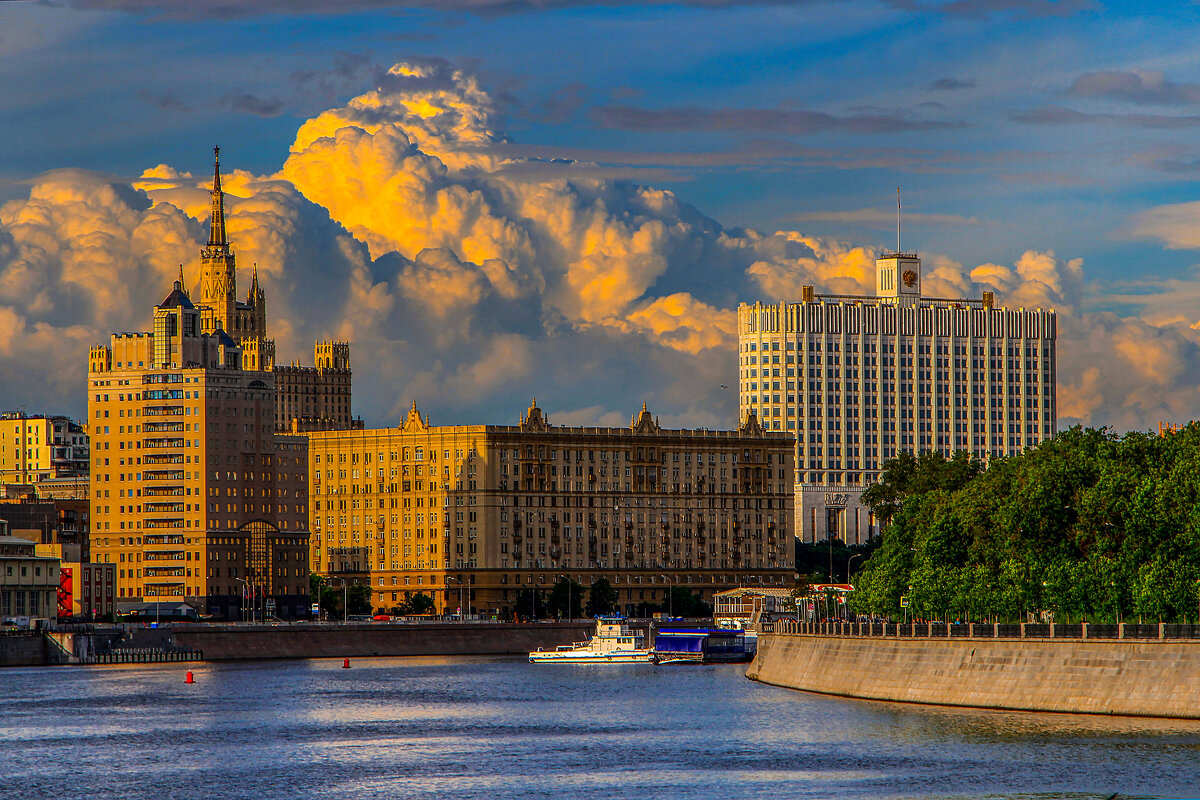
[747,623,1200,719]
[1,622,602,666]
[140,621,599,661]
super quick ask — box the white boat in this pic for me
[528,616,654,663]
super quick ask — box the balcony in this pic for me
[144,551,185,561]
[144,405,184,417]
[145,535,185,545]
[144,487,185,497]
[144,519,185,529]
[144,437,185,449]
[144,422,185,433]
[144,567,185,577]
[145,454,184,465]
[145,469,185,481]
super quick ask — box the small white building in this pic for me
[713,587,796,629]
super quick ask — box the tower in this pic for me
[875,251,921,305]
[200,146,238,334]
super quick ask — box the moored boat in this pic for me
[652,626,754,664]
[529,616,654,663]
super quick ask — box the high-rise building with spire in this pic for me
[83,147,357,617]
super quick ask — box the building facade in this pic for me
[307,401,795,617]
[0,413,89,487]
[0,524,60,622]
[83,148,347,619]
[739,250,1057,544]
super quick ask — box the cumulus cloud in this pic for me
[1,58,1195,436]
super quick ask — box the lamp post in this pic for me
[328,577,348,623]
[455,575,464,622]
[847,554,863,585]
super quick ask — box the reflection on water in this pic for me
[1,656,1197,800]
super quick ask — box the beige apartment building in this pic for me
[307,401,795,617]
[84,148,349,619]
[0,413,89,487]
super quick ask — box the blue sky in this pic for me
[4,0,1200,430]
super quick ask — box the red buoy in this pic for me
[185,670,195,684]
[342,657,351,669]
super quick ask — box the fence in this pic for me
[763,620,1200,640]
[83,648,204,665]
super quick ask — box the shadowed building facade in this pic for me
[307,401,795,617]
[739,250,1057,545]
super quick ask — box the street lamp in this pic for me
[455,575,465,622]
[328,577,348,623]
[847,553,863,585]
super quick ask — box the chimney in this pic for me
[982,291,994,309]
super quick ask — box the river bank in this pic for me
[1,621,603,666]
[747,622,1200,719]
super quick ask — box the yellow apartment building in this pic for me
[0,413,89,487]
[308,401,796,616]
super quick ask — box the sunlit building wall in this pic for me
[307,401,795,616]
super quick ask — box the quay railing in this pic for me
[83,648,204,665]
[764,620,1200,641]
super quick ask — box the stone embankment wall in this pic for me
[136,621,600,661]
[0,622,604,667]
[747,632,1200,719]
[0,633,48,667]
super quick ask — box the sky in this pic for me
[3,0,1200,432]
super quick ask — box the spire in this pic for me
[178,264,188,297]
[249,262,260,301]
[208,145,227,248]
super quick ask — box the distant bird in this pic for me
[719,385,728,390]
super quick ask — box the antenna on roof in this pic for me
[896,187,901,254]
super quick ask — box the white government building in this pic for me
[738,250,1057,545]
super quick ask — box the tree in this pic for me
[546,578,585,620]
[396,592,435,615]
[585,577,619,617]
[514,589,545,620]
[849,425,1200,623]
[347,583,372,616]
[310,574,341,617]
[659,586,710,618]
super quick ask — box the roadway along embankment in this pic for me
[132,621,601,661]
[746,632,1200,719]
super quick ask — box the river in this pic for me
[1,657,1197,799]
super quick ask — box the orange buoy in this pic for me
[342,657,351,669]
[185,670,194,684]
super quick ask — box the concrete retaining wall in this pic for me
[137,621,602,661]
[746,632,1200,719]
[0,634,47,667]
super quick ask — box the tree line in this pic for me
[850,426,1200,624]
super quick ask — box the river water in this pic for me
[1,656,1198,799]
